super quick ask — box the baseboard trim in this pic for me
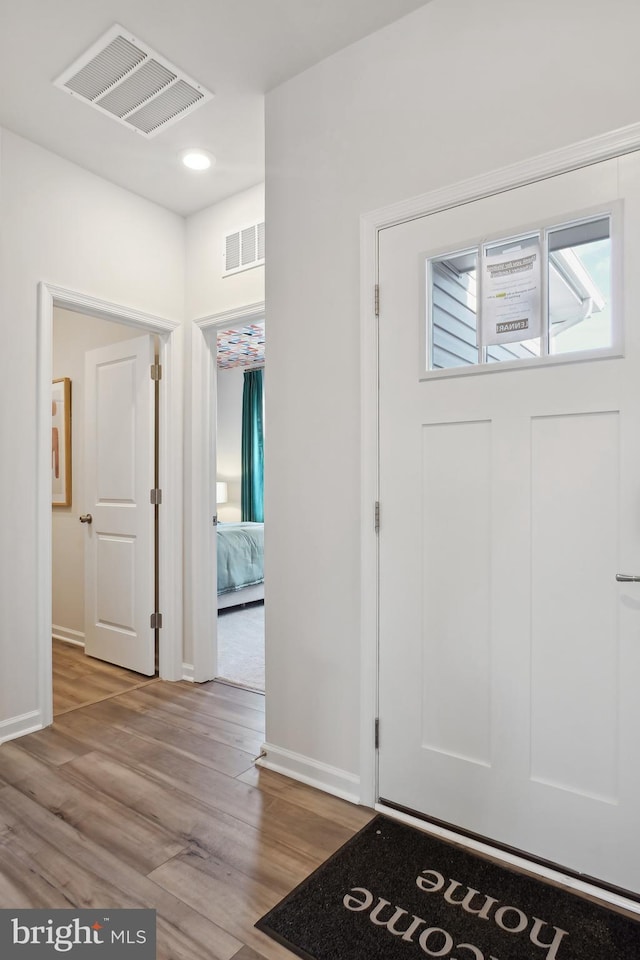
[182,663,195,682]
[257,742,361,804]
[52,626,85,647]
[0,710,43,744]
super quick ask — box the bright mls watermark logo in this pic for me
[0,909,155,957]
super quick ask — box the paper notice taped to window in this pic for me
[480,241,541,346]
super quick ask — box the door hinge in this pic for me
[150,363,162,381]
[150,612,163,630]
[375,717,380,750]
[150,488,162,505]
[374,501,380,533]
[374,284,380,317]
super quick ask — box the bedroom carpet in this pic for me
[217,600,265,691]
[256,815,640,960]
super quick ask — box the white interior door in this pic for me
[83,335,156,675]
[378,155,640,892]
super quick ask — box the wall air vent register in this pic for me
[54,24,214,137]
[225,222,266,276]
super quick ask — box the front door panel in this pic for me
[378,154,640,891]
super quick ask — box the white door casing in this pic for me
[83,335,156,675]
[377,155,640,892]
[190,302,265,683]
[35,283,182,736]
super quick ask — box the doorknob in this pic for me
[79,514,93,524]
[616,573,640,582]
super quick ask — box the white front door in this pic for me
[378,155,640,891]
[82,335,156,675]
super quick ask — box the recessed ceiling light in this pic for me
[181,149,214,171]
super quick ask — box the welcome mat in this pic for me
[256,815,640,960]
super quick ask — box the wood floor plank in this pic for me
[63,751,321,896]
[72,697,257,778]
[53,680,159,717]
[199,678,266,711]
[230,949,270,960]
[53,639,151,684]
[53,699,256,779]
[140,681,266,733]
[51,711,362,863]
[1,662,372,960]
[0,786,243,960]
[110,686,265,756]
[154,915,239,960]
[47,712,147,760]
[9,725,94,766]
[56,670,150,696]
[15,763,189,874]
[238,765,373,832]
[86,734,361,861]
[149,854,294,960]
[0,829,78,907]
[0,740,57,786]
[54,677,141,708]
[52,639,158,716]
[52,691,84,714]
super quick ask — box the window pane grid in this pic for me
[427,214,612,373]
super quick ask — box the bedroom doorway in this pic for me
[189,301,265,687]
[38,283,183,730]
[189,302,265,692]
[214,320,265,691]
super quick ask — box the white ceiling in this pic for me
[0,0,432,217]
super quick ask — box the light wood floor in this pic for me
[52,638,159,716]
[0,660,374,960]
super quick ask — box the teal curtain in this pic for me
[241,368,264,522]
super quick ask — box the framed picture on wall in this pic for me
[52,378,71,507]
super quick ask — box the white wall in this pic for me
[183,184,265,669]
[51,308,141,642]
[264,0,640,785]
[186,182,265,320]
[0,129,184,734]
[216,366,244,522]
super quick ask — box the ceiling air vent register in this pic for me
[54,24,214,137]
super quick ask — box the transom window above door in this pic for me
[425,210,619,376]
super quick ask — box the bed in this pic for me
[217,521,264,609]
